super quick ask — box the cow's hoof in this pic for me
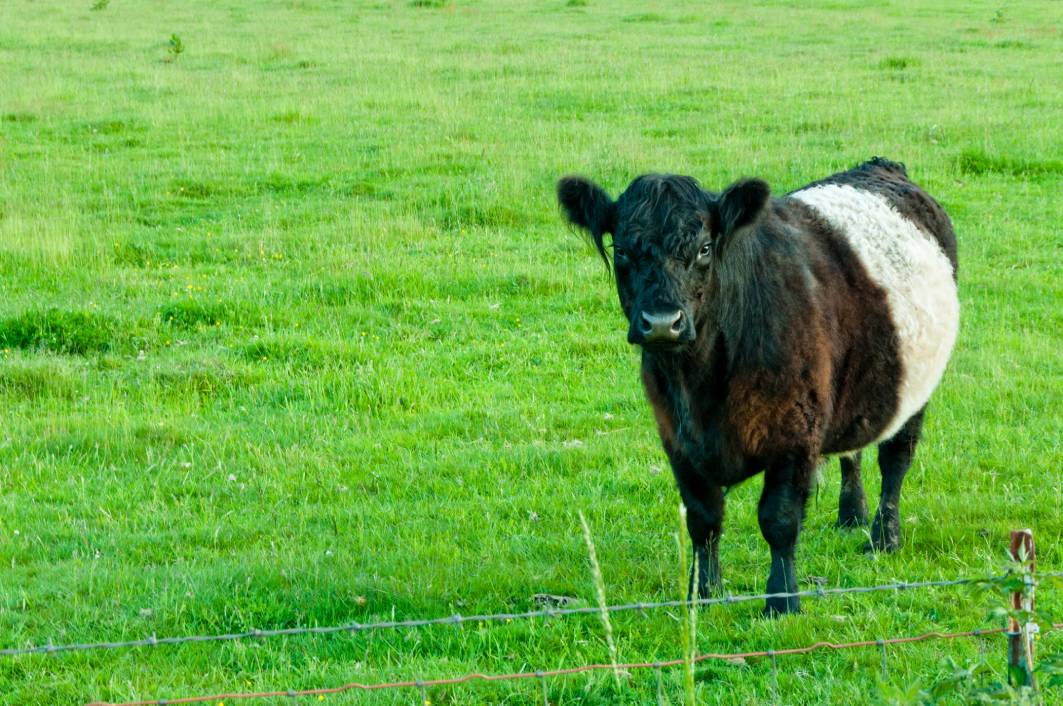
[865,516,900,553]
[835,513,869,529]
[864,535,900,553]
[688,581,724,603]
[763,596,800,617]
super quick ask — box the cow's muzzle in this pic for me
[629,307,694,348]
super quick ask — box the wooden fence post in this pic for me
[1007,528,1036,687]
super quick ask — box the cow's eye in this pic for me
[697,242,712,259]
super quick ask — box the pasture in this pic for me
[0,0,1061,703]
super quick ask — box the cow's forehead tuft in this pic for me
[616,174,708,251]
[619,174,705,210]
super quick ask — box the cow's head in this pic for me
[558,173,771,353]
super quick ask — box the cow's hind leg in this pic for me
[836,451,869,528]
[867,408,926,552]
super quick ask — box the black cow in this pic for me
[557,158,959,614]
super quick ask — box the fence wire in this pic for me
[83,624,1063,706]
[3,569,1057,704]
[8,572,1054,658]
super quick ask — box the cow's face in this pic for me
[558,174,771,353]
[558,174,714,351]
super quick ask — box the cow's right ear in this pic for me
[557,176,617,266]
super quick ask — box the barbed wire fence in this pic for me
[0,575,1014,658]
[4,530,1059,705]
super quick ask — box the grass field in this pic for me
[1,1,1061,704]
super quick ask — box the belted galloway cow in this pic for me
[557,158,959,614]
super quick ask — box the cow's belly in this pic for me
[792,184,959,443]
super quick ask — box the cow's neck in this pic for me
[643,330,727,458]
[715,225,798,373]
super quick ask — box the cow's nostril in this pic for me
[671,310,685,333]
[638,311,654,336]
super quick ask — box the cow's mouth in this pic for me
[637,338,691,354]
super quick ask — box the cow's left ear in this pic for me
[707,178,771,239]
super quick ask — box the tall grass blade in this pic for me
[579,510,622,690]
[678,504,697,706]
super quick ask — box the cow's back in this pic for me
[789,159,959,444]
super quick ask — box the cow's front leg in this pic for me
[758,455,814,616]
[672,460,725,599]
[685,483,724,599]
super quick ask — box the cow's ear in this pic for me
[710,178,771,239]
[557,176,617,266]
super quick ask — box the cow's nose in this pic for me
[638,309,685,343]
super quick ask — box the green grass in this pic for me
[0,1,1060,704]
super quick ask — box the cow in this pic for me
[557,158,959,615]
